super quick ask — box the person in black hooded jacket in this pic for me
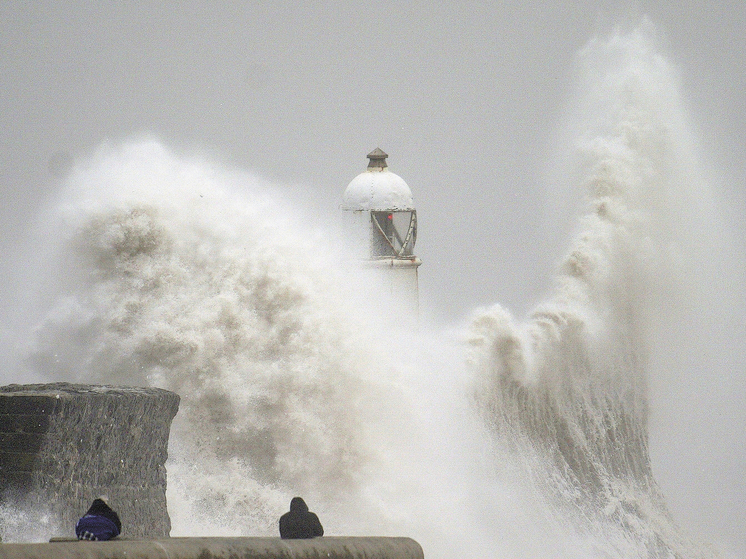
[279,497,324,539]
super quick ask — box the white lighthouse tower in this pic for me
[341,148,421,316]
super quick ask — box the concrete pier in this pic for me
[0,383,179,539]
[0,537,424,559]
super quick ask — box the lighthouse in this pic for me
[341,148,421,316]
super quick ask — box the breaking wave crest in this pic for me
[468,23,719,558]
[26,140,400,534]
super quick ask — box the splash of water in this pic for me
[468,22,723,558]
[21,139,392,532]
[4,21,734,559]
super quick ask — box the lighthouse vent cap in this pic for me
[342,149,415,211]
[366,147,388,169]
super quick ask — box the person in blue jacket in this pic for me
[279,497,324,539]
[75,498,122,541]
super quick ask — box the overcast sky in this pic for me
[1,1,745,556]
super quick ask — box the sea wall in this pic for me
[0,537,425,559]
[0,383,179,539]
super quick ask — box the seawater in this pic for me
[2,22,738,559]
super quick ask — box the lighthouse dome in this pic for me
[341,148,414,211]
[342,170,414,211]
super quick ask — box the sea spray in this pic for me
[468,23,718,558]
[24,140,388,533]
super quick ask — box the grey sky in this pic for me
[1,1,745,556]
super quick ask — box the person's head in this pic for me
[88,498,114,514]
[289,497,308,513]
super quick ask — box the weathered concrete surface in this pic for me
[0,537,425,559]
[0,383,179,539]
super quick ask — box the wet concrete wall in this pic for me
[0,537,425,559]
[0,383,179,539]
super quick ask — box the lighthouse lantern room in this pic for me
[341,148,421,315]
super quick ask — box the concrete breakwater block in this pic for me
[0,383,179,539]
[0,537,425,559]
